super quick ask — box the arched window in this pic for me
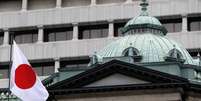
[122,47,139,57]
[194,70,201,80]
[168,49,183,59]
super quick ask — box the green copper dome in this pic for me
[122,0,167,35]
[93,0,196,65]
[97,34,195,65]
[125,16,162,27]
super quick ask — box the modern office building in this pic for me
[0,0,201,100]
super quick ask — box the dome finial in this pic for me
[140,0,149,16]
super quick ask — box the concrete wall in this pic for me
[0,0,200,28]
[0,30,201,63]
[85,73,148,87]
[56,90,182,101]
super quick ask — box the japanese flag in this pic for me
[10,41,49,101]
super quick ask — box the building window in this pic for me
[188,16,201,31]
[195,71,201,80]
[60,59,90,70]
[160,18,182,33]
[31,62,55,76]
[97,0,126,4]
[44,27,73,42]
[114,22,126,37]
[189,52,199,58]
[0,0,22,12]
[62,0,90,7]
[11,30,38,44]
[0,65,9,79]
[28,0,56,10]
[122,47,139,56]
[187,49,201,59]
[0,33,3,45]
[168,49,183,59]
[79,24,108,39]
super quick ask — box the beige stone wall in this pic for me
[55,89,182,101]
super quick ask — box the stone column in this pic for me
[56,0,62,8]
[108,20,114,38]
[3,28,9,46]
[73,23,78,40]
[91,0,96,6]
[125,0,132,3]
[37,25,44,43]
[54,58,60,73]
[22,0,28,11]
[182,14,188,32]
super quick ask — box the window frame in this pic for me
[79,24,109,39]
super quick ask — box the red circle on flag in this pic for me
[15,64,36,89]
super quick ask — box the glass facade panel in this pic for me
[33,67,43,76]
[0,33,3,45]
[114,22,126,37]
[12,30,38,44]
[55,32,67,41]
[44,27,73,42]
[188,16,201,31]
[31,62,54,76]
[163,23,174,33]
[0,65,9,79]
[160,18,182,33]
[60,59,90,70]
[62,0,90,7]
[97,0,126,4]
[79,24,108,39]
[190,22,200,31]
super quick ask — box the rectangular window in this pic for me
[28,0,56,10]
[62,0,90,7]
[79,24,108,39]
[0,65,9,79]
[31,62,55,76]
[0,33,3,45]
[44,27,73,42]
[188,16,201,31]
[0,0,22,12]
[187,49,201,59]
[114,22,127,37]
[11,30,38,44]
[160,18,182,33]
[60,59,90,70]
[97,0,126,4]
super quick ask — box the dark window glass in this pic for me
[0,65,9,79]
[11,30,38,44]
[188,16,201,31]
[79,24,108,39]
[114,22,126,37]
[160,18,182,33]
[31,62,54,76]
[60,59,90,70]
[97,0,126,4]
[44,27,73,42]
[0,33,3,45]
[189,51,198,58]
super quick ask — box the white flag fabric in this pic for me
[10,41,49,101]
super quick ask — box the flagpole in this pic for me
[8,32,14,101]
